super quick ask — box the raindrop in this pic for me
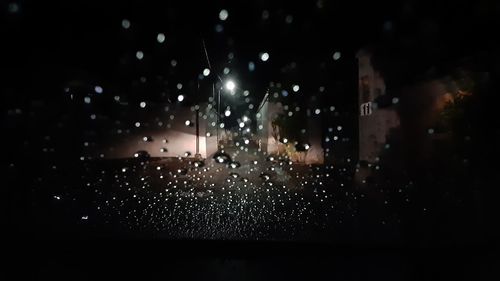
[228,161,241,169]
[262,10,270,20]
[260,52,269,62]
[292,85,300,92]
[94,86,103,94]
[333,51,341,61]
[140,101,146,108]
[157,33,165,43]
[136,51,144,60]
[134,150,150,159]
[219,9,229,21]
[203,68,210,76]
[121,19,130,29]
[177,95,184,102]
[215,24,224,33]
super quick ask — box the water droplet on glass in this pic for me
[157,33,165,43]
[219,9,229,21]
[136,51,144,60]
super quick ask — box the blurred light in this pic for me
[248,61,255,72]
[140,101,146,108]
[242,116,249,122]
[260,52,269,62]
[171,59,177,67]
[337,126,342,131]
[292,85,300,92]
[281,90,289,97]
[239,122,245,128]
[262,10,270,20]
[304,144,310,150]
[203,68,210,76]
[224,109,231,117]
[121,19,130,29]
[285,15,293,24]
[315,109,321,115]
[215,24,223,33]
[392,97,399,104]
[219,9,229,21]
[136,51,144,60]
[177,83,183,90]
[333,51,341,60]
[177,95,184,102]
[185,120,191,126]
[135,122,141,127]
[223,67,230,74]
[94,86,103,94]
[84,97,91,104]
[283,138,288,143]
[225,80,236,91]
[157,33,165,43]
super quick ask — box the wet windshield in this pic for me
[4,0,498,248]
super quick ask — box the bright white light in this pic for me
[177,95,184,102]
[283,138,288,143]
[219,9,229,21]
[185,120,191,126]
[139,101,146,108]
[337,126,342,131]
[333,51,341,61]
[136,51,144,60]
[260,52,269,62]
[244,139,250,145]
[177,83,183,90]
[135,122,141,127]
[224,110,231,117]
[315,108,321,115]
[242,116,249,122]
[84,97,91,104]
[94,86,103,94]
[304,144,310,150]
[203,68,210,76]
[292,85,300,92]
[225,80,236,91]
[157,33,165,43]
[239,122,245,128]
